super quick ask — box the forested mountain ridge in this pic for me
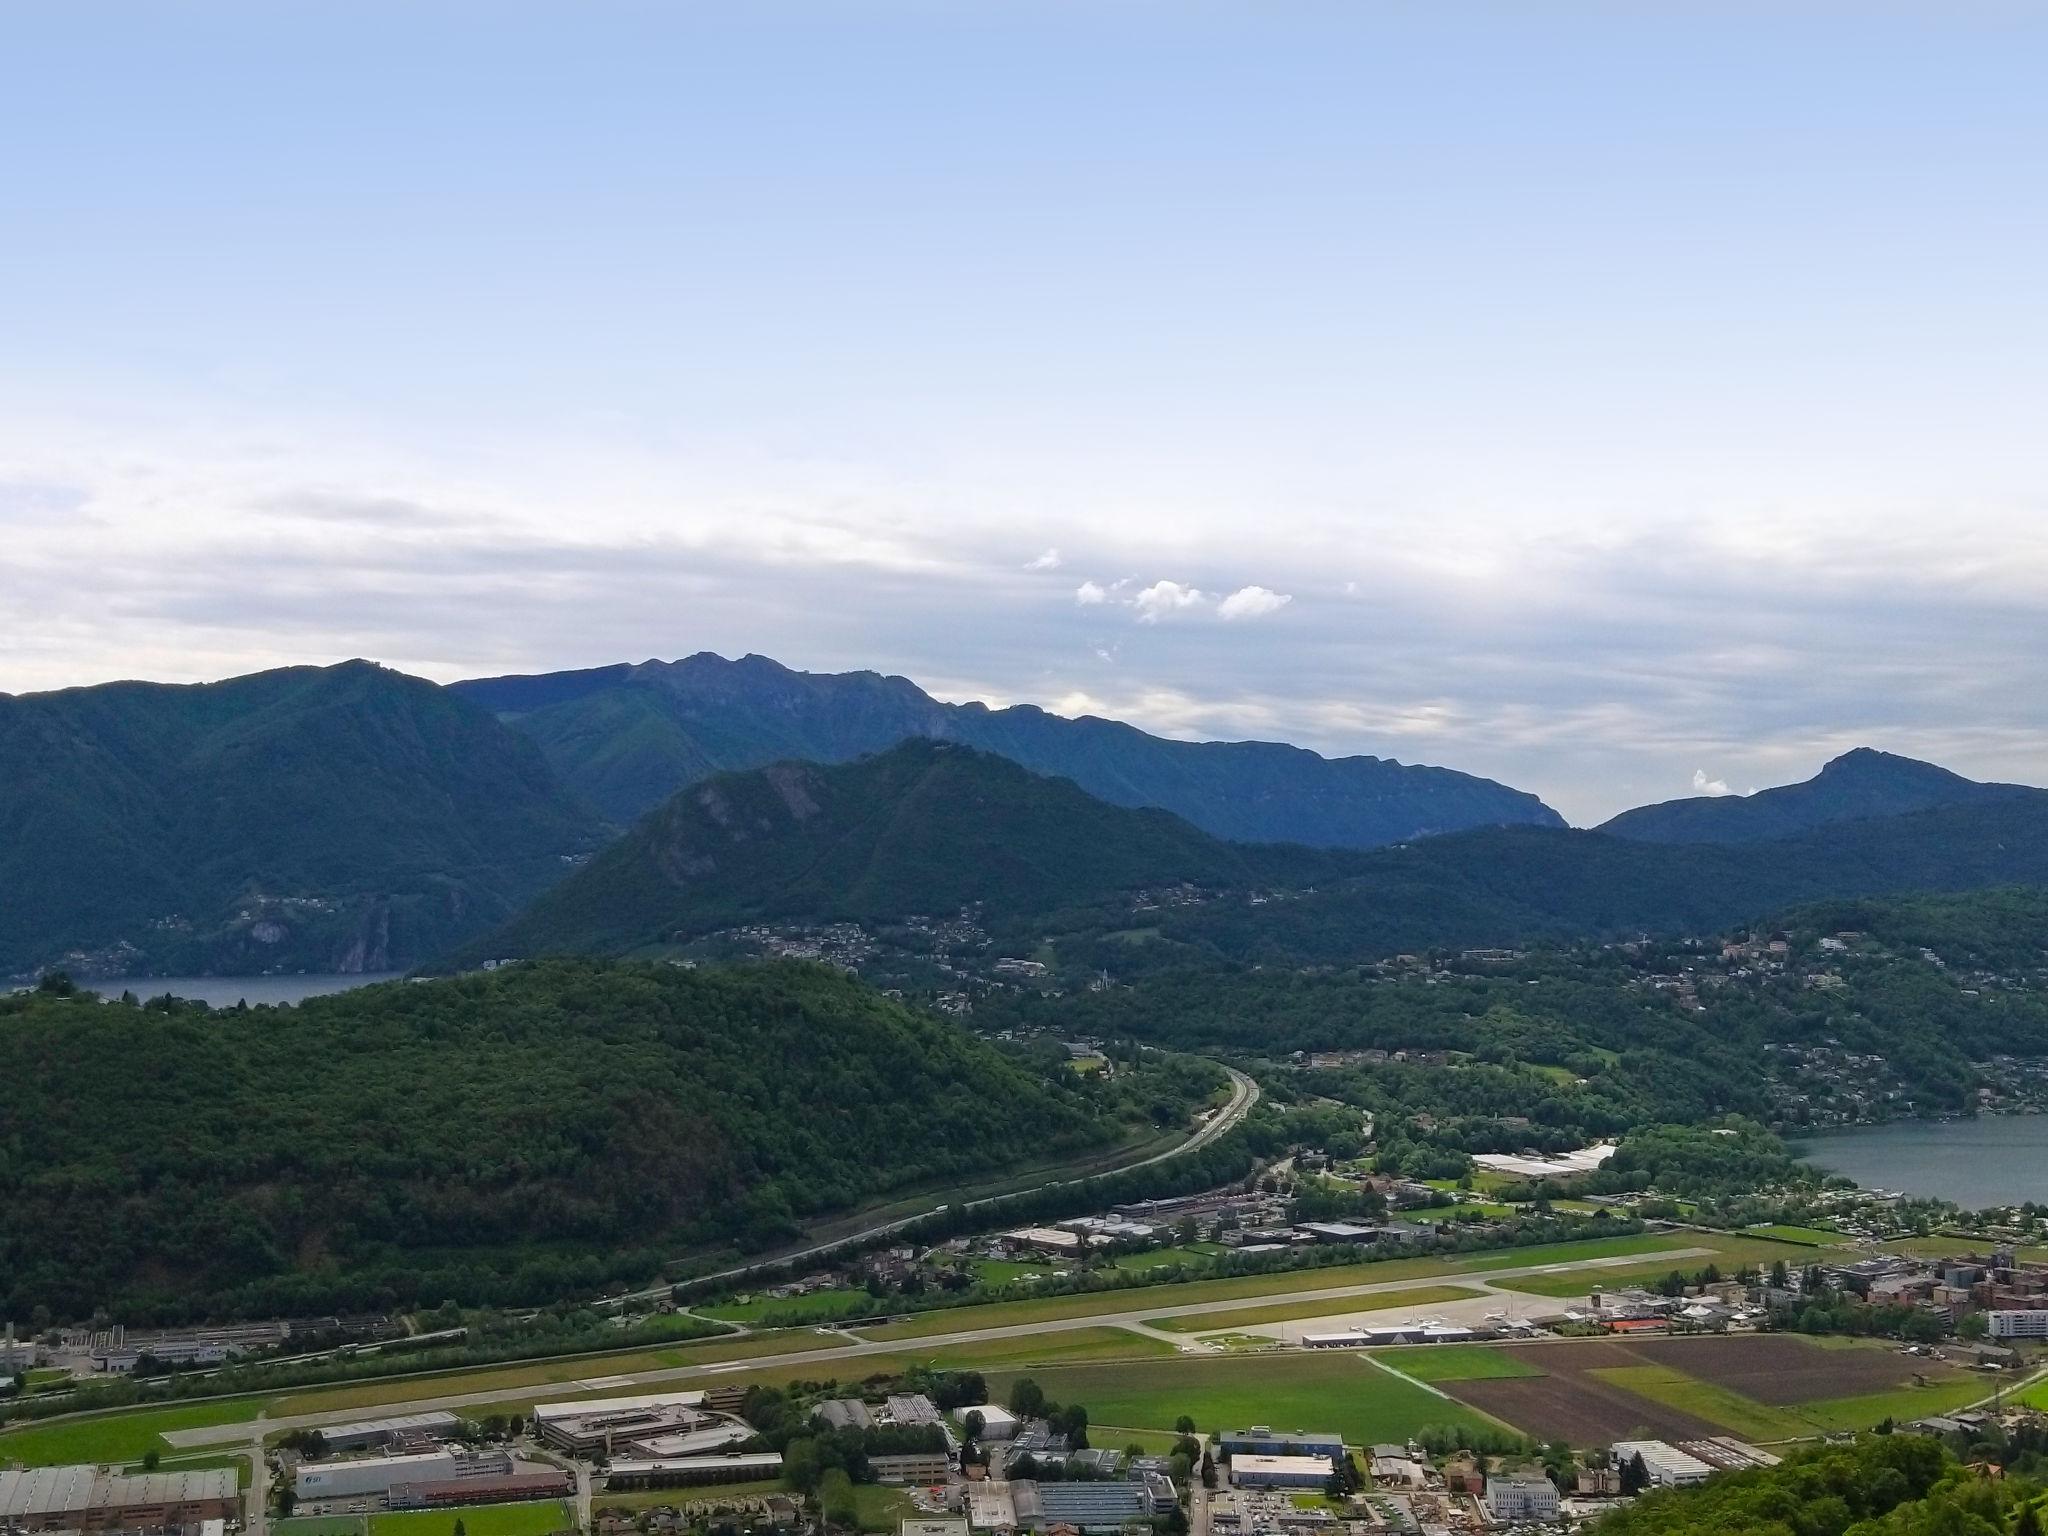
[445,738,1361,965]
[0,661,606,978]
[0,960,1143,1321]
[450,651,1564,845]
[1597,747,2043,843]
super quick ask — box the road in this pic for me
[165,1241,1699,1453]
[611,1065,1261,1303]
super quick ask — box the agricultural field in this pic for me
[277,1518,370,1536]
[369,1499,575,1536]
[857,1233,1706,1341]
[1369,1345,1545,1384]
[0,1395,263,1466]
[1430,1334,1984,1446]
[980,1351,1507,1447]
[1146,1285,1485,1334]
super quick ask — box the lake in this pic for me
[1795,1116,2048,1207]
[86,972,404,1007]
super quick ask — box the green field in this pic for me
[1491,1234,1821,1299]
[1114,1247,1219,1272]
[851,1484,917,1532]
[124,1452,253,1487]
[1147,1285,1484,1334]
[858,1234,1701,1340]
[971,1259,1067,1285]
[697,1289,876,1324]
[277,1518,368,1536]
[0,1395,263,1466]
[369,1500,575,1536]
[926,1328,1175,1368]
[980,1352,1506,1446]
[1369,1345,1546,1384]
[1587,1361,1992,1440]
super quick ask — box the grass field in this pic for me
[926,1328,1176,1368]
[851,1484,917,1532]
[971,1259,1067,1285]
[980,1352,1507,1446]
[277,1518,368,1536]
[123,1452,253,1487]
[1492,1235,1821,1299]
[369,1500,575,1536]
[1369,1345,1545,1384]
[1115,1247,1219,1272]
[0,1395,263,1466]
[697,1290,876,1324]
[858,1234,1702,1341]
[1146,1285,1484,1334]
[1588,1364,1814,1440]
[593,1481,787,1514]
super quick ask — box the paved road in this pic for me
[165,1242,1704,1452]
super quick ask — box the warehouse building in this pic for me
[1610,1440,1713,1488]
[953,1404,1018,1441]
[387,1469,572,1510]
[0,1465,240,1532]
[296,1449,512,1502]
[1230,1456,1337,1491]
[1008,1475,1173,1532]
[870,1452,953,1486]
[318,1412,462,1454]
[604,1453,785,1490]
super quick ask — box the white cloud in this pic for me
[1074,579,1110,605]
[1692,768,1737,797]
[1131,579,1208,623]
[1025,547,1062,571]
[1217,585,1292,621]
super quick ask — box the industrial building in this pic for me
[604,1453,786,1490]
[816,1399,874,1431]
[1485,1475,1560,1521]
[532,1391,710,1455]
[387,1470,573,1510]
[1229,1456,1336,1491]
[870,1453,952,1486]
[954,1404,1018,1441]
[0,1465,240,1532]
[1610,1440,1713,1488]
[318,1412,462,1454]
[1008,1475,1173,1532]
[296,1449,511,1502]
[1217,1430,1343,1464]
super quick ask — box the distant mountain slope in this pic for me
[1597,748,2040,843]
[451,652,1563,846]
[451,738,1356,963]
[0,661,606,976]
[1149,793,2048,965]
[0,959,1120,1319]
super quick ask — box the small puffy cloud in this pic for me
[1132,579,1208,623]
[1692,768,1736,797]
[1217,584,1292,621]
[1075,579,1110,605]
[1025,547,1062,571]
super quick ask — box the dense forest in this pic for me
[0,960,1206,1322]
[0,661,606,976]
[1592,1433,2039,1536]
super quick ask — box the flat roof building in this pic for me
[1010,1477,1171,1532]
[318,1412,463,1453]
[297,1452,474,1501]
[1611,1440,1713,1488]
[1218,1430,1343,1463]
[387,1469,572,1510]
[1485,1475,1560,1522]
[533,1392,710,1455]
[0,1465,240,1532]
[955,1404,1018,1441]
[604,1454,785,1490]
[1231,1456,1336,1491]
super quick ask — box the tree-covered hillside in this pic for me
[452,651,1564,844]
[0,960,1163,1322]
[448,738,1360,964]
[0,661,606,977]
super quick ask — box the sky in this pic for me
[3,3,2046,824]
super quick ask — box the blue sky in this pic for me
[3,3,2046,821]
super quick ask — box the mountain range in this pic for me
[0,661,604,976]
[450,652,1563,846]
[6,651,2047,979]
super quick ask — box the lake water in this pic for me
[85,972,404,1007]
[1795,1116,2048,1207]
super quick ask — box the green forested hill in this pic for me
[449,738,1360,964]
[0,960,1127,1321]
[450,651,1565,844]
[1598,746,2041,843]
[0,661,606,977]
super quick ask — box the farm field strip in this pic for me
[1366,1345,1546,1383]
